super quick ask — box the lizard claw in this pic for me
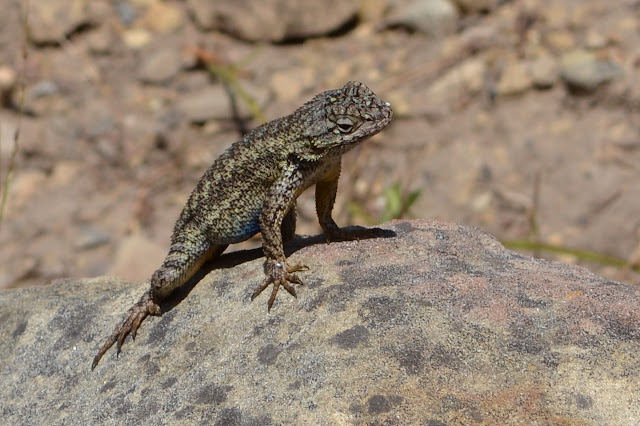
[251,260,306,311]
[92,291,160,370]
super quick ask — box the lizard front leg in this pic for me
[316,161,380,241]
[251,166,307,311]
[281,206,297,243]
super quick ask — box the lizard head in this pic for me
[293,81,393,160]
[320,81,393,154]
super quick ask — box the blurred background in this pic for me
[1,0,639,290]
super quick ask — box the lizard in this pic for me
[91,81,393,369]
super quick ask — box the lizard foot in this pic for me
[91,290,160,370]
[251,259,307,312]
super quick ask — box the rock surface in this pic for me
[1,220,639,424]
[186,0,359,42]
[28,0,95,44]
[560,49,624,92]
[385,0,460,37]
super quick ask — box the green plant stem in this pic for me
[205,63,266,124]
[0,0,29,230]
[502,239,640,273]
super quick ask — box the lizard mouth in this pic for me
[378,101,394,124]
[362,97,394,134]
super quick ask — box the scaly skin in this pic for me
[92,81,393,369]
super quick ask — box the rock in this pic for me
[81,100,116,139]
[545,30,575,51]
[453,0,497,14]
[173,70,211,93]
[17,80,69,118]
[269,67,316,102]
[29,0,94,44]
[6,169,48,213]
[560,49,624,92]
[186,0,359,42]
[529,53,559,89]
[86,28,114,55]
[142,1,185,33]
[114,1,137,26]
[121,28,152,49]
[18,117,75,165]
[386,0,459,37]
[2,220,639,424]
[584,29,607,49]
[138,48,182,85]
[0,256,37,290]
[30,80,60,98]
[50,161,83,187]
[0,65,17,95]
[543,3,569,29]
[358,0,387,23]
[0,115,16,159]
[425,57,486,105]
[175,85,235,123]
[496,61,532,96]
[460,24,499,52]
[74,225,111,250]
[108,234,166,282]
[175,84,268,123]
[121,114,162,168]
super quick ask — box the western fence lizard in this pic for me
[92,81,393,369]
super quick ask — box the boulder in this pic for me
[186,0,358,42]
[1,220,639,424]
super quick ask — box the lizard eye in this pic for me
[335,117,355,133]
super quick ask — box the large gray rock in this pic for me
[186,0,359,42]
[561,49,624,92]
[175,84,268,123]
[29,0,95,45]
[384,0,460,37]
[1,220,639,424]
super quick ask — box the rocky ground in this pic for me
[1,0,639,290]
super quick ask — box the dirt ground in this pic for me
[1,0,639,290]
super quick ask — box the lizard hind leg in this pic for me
[92,229,224,370]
